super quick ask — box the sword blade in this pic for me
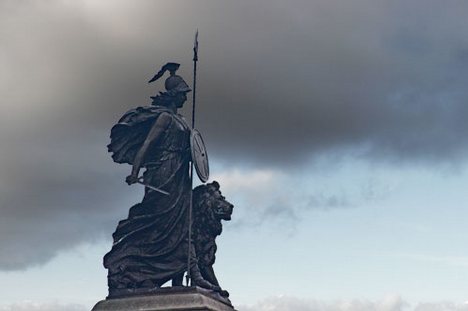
[136,180,170,195]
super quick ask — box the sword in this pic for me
[136,177,170,195]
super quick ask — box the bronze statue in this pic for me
[104,61,232,301]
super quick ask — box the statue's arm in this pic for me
[126,112,172,184]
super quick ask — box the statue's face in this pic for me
[174,92,188,108]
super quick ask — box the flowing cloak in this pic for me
[104,105,193,289]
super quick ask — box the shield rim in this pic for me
[190,129,209,183]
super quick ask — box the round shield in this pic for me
[190,129,209,183]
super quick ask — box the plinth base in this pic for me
[91,286,236,311]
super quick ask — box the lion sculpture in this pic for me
[192,181,233,294]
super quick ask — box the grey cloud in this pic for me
[414,302,468,311]
[3,0,468,166]
[1,0,468,269]
[0,302,87,311]
[239,296,468,311]
[0,129,132,269]
[226,189,357,235]
[3,298,467,311]
[307,193,352,210]
[239,295,408,311]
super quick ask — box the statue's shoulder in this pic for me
[108,105,172,165]
[116,105,172,126]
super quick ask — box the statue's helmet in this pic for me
[148,62,191,93]
[165,74,191,93]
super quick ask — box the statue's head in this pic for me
[165,74,191,94]
[148,62,191,108]
[166,75,191,108]
[172,90,189,108]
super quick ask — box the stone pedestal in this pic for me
[91,286,236,311]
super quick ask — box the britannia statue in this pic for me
[101,34,234,307]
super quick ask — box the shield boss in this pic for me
[190,129,209,183]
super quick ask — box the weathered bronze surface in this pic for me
[191,129,210,183]
[104,63,233,301]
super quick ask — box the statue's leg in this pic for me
[200,264,220,287]
[200,265,229,297]
[190,263,221,291]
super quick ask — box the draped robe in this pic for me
[104,104,193,290]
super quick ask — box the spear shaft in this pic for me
[186,30,198,287]
[192,30,198,129]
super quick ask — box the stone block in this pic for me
[92,286,236,311]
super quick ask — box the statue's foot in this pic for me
[192,276,219,291]
[192,278,229,297]
[190,265,220,291]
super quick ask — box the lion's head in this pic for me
[193,181,234,230]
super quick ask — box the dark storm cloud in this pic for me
[1,0,468,269]
[0,128,136,269]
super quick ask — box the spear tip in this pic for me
[193,30,199,61]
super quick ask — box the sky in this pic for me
[1,0,468,310]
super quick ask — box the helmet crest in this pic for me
[148,62,191,94]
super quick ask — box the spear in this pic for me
[186,29,198,287]
[192,30,198,129]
